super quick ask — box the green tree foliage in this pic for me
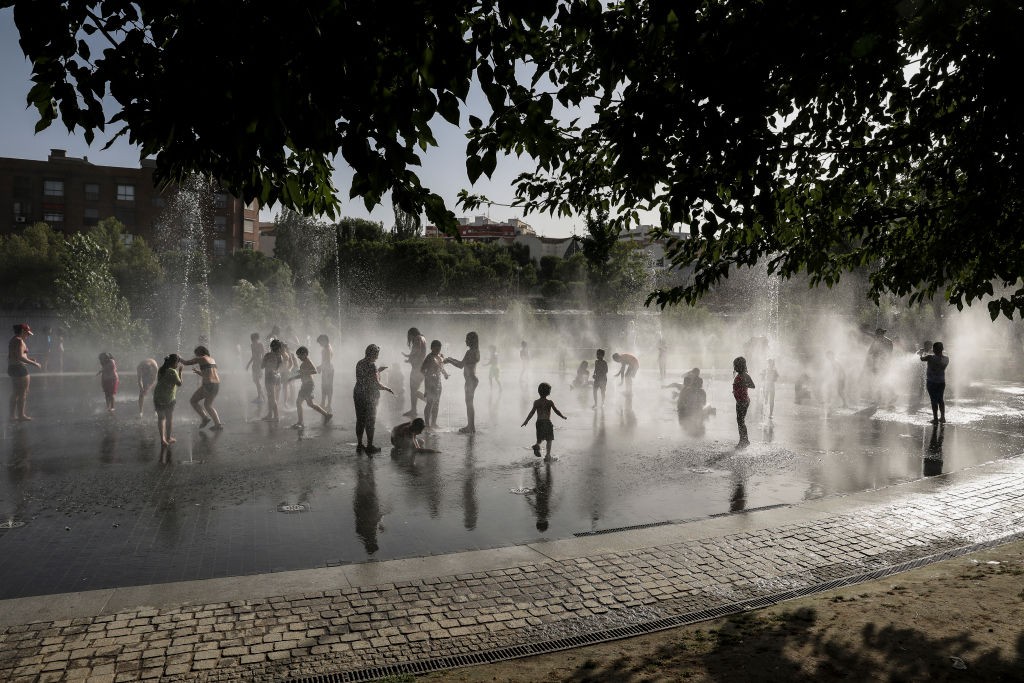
[89,218,164,316]
[16,2,1014,313]
[53,233,145,346]
[0,223,67,309]
[392,202,422,239]
[337,217,386,243]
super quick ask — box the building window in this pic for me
[244,218,255,234]
[84,183,100,201]
[84,208,100,226]
[213,239,227,257]
[116,184,135,201]
[243,241,255,250]
[214,193,228,209]
[214,215,227,232]
[44,180,65,198]
[43,211,64,225]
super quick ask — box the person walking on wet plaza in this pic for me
[353,344,394,454]
[444,331,481,434]
[136,358,158,416]
[8,323,41,422]
[403,327,427,417]
[317,334,335,411]
[592,349,609,408]
[245,332,266,405]
[420,340,448,429]
[733,356,756,448]
[153,354,182,446]
[612,352,640,396]
[920,341,949,423]
[181,346,224,430]
[522,382,567,460]
[97,352,119,413]
[288,346,332,429]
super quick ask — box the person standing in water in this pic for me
[420,340,448,428]
[733,356,756,448]
[97,352,119,413]
[403,327,427,417]
[657,335,668,380]
[261,339,284,422]
[8,324,40,422]
[136,358,159,416]
[153,354,182,446]
[519,340,530,383]
[353,344,394,453]
[763,358,779,420]
[181,346,224,429]
[288,346,332,429]
[317,334,334,411]
[445,331,481,434]
[245,332,266,404]
[920,341,949,424]
[592,349,608,408]
[485,344,502,393]
[612,352,640,395]
[522,382,567,460]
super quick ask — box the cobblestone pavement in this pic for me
[2,458,1022,682]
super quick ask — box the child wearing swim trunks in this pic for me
[288,346,332,429]
[592,349,608,408]
[522,382,567,460]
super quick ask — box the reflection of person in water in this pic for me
[527,460,553,532]
[924,423,944,477]
[353,458,381,554]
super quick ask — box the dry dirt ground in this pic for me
[417,540,1024,682]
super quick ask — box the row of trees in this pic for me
[0,210,653,348]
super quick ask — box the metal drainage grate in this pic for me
[277,503,310,514]
[287,529,1024,683]
[0,520,25,529]
[574,519,675,537]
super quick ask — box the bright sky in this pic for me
[0,9,585,237]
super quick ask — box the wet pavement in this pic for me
[2,369,1023,601]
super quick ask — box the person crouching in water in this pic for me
[733,356,756,448]
[97,352,119,413]
[287,346,332,429]
[154,354,182,446]
[391,417,426,450]
[522,382,567,460]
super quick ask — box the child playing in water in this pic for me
[262,339,284,422]
[733,356,756,448]
[245,332,266,404]
[420,340,448,428]
[570,360,590,391]
[486,344,501,392]
[522,382,567,459]
[316,334,334,410]
[287,346,333,429]
[592,349,608,408]
[136,358,158,416]
[153,354,182,446]
[97,352,119,413]
[391,417,426,450]
[612,352,640,395]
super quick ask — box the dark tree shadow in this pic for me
[560,608,1024,682]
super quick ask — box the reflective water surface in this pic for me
[1,371,1021,599]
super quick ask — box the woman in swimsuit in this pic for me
[181,345,223,429]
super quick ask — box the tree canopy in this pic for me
[7,1,1024,316]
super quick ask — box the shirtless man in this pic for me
[8,324,41,421]
[445,331,481,434]
[245,332,266,404]
[136,358,159,416]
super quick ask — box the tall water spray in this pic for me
[154,175,215,350]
